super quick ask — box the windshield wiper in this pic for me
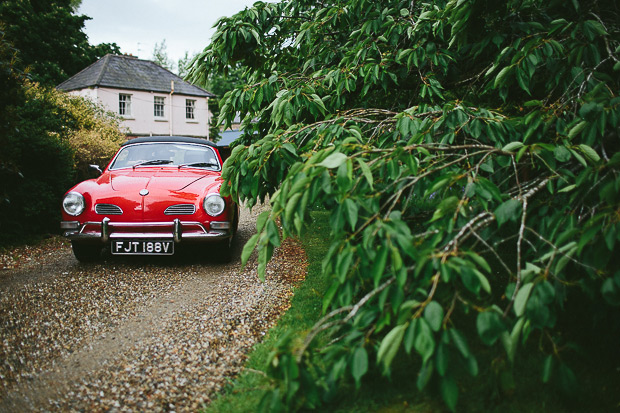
[133,159,173,169]
[178,162,219,169]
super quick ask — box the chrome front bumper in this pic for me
[61,217,231,243]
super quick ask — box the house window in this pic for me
[154,96,165,118]
[119,94,132,116]
[186,99,196,119]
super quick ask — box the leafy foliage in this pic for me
[0,0,120,86]
[30,85,128,181]
[0,30,125,245]
[188,63,250,142]
[189,0,620,410]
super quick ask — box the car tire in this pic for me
[71,242,102,262]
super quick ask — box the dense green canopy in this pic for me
[0,0,119,86]
[189,0,620,410]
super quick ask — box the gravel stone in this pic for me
[0,204,307,411]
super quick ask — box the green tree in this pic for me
[0,0,120,86]
[151,39,174,71]
[189,62,249,143]
[0,28,26,211]
[189,0,620,410]
[177,51,197,78]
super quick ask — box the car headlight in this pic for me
[203,194,225,216]
[62,192,85,216]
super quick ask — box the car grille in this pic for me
[95,204,123,215]
[164,204,196,215]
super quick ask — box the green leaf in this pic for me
[424,301,444,332]
[578,144,600,163]
[322,282,339,313]
[343,198,359,229]
[318,152,348,169]
[553,146,572,162]
[494,65,513,88]
[351,347,368,388]
[414,319,435,363]
[430,196,459,223]
[464,251,491,273]
[568,148,588,167]
[310,93,326,112]
[514,282,534,316]
[284,192,303,225]
[256,210,271,233]
[435,340,449,376]
[377,324,407,370]
[449,329,470,359]
[502,142,524,152]
[356,158,374,189]
[542,355,554,383]
[265,219,281,247]
[499,316,525,363]
[241,233,259,266]
[441,376,458,411]
[404,318,416,353]
[495,199,522,226]
[474,268,492,294]
[524,100,542,107]
[476,311,505,345]
[567,120,587,140]
[558,184,576,193]
[372,247,389,287]
[416,361,434,391]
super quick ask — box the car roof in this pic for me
[121,136,217,147]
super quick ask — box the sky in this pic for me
[78,0,259,67]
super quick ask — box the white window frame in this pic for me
[154,96,165,118]
[119,93,132,116]
[185,99,196,120]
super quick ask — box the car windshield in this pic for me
[109,143,220,171]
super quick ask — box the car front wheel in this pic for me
[71,242,102,262]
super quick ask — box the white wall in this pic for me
[68,87,211,139]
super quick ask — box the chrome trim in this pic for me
[165,204,196,215]
[102,217,110,243]
[63,220,231,243]
[95,204,123,215]
[173,218,182,243]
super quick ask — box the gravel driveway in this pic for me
[0,205,307,412]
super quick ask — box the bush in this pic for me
[0,79,125,245]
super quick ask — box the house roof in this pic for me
[56,54,215,98]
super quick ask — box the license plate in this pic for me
[111,240,174,255]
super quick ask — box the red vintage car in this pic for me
[60,136,238,262]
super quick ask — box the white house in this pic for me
[57,54,215,139]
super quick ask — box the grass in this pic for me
[204,211,332,412]
[205,210,620,412]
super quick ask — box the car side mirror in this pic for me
[89,164,103,175]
